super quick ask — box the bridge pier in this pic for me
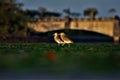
[113,36,119,43]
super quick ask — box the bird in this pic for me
[53,32,65,46]
[59,32,73,46]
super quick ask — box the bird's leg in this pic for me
[57,43,64,47]
[62,43,65,46]
[61,44,64,46]
[68,44,70,47]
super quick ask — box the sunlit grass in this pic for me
[0,43,120,74]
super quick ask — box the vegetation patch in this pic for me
[0,43,120,74]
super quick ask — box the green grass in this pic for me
[0,43,120,74]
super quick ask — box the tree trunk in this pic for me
[90,12,94,20]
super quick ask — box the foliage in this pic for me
[38,7,47,18]
[71,12,81,18]
[83,8,98,20]
[108,8,116,13]
[0,43,120,73]
[63,8,81,18]
[0,0,29,36]
[108,8,116,17]
[37,6,62,18]
[63,8,71,16]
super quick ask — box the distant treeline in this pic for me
[0,0,120,39]
[0,0,61,37]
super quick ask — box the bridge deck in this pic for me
[28,19,120,43]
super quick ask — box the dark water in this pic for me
[71,36,113,43]
[0,71,120,80]
[49,35,114,43]
[47,30,115,43]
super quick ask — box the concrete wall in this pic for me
[28,21,65,32]
[70,20,116,37]
[28,19,120,37]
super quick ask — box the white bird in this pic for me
[59,32,73,46]
[53,32,65,46]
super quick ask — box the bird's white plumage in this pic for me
[53,33,65,45]
[59,32,73,45]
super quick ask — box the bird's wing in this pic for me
[61,35,73,43]
[54,35,64,43]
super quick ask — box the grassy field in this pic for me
[0,43,120,74]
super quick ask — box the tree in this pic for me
[63,8,72,30]
[0,0,28,36]
[63,8,71,16]
[108,8,116,17]
[43,11,61,17]
[71,12,81,19]
[24,9,40,20]
[83,8,98,20]
[38,7,61,18]
[38,7,47,18]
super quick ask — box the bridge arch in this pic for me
[28,19,120,43]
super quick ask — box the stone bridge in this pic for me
[28,18,120,43]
